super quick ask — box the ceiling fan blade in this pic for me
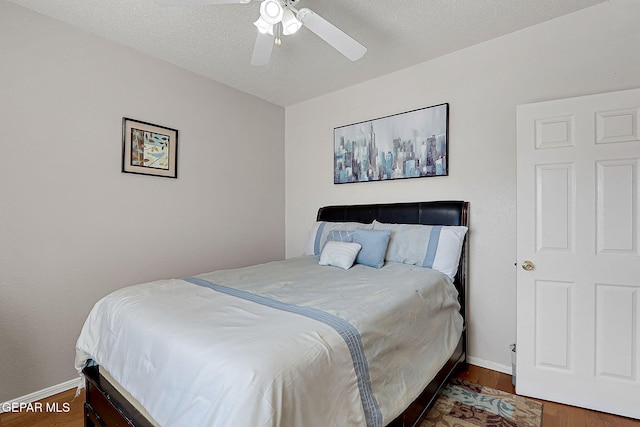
[251,32,275,66]
[297,8,366,61]
[155,0,250,5]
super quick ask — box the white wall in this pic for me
[0,1,285,402]
[285,0,640,371]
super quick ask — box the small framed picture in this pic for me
[122,117,178,178]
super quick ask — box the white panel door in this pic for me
[516,88,640,418]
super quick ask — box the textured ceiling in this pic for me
[7,0,605,106]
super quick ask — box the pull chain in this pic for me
[275,22,282,46]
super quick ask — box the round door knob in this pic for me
[522,260,534,271]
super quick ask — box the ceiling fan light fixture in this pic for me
[253,16,274,35]
[281,8,301,35]
[259,0,284,25]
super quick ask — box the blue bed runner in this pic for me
[184,276,383,427]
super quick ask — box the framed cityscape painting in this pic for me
[122,117,178,178]
[334,103,448,184]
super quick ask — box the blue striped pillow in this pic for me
[326,230,355,243]
[304,222,373,256]
[372,220,468,279]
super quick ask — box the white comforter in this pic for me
[75,256,463,427]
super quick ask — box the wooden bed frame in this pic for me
[83,200,469,427]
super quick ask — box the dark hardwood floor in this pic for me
[1,365,638,426]
[0,387,84,427]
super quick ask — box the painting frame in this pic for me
[333,103,449,184]
[122,117,178,179]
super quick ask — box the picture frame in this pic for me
[333,103,448,184]
[122,117,178,178]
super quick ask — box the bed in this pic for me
[76,200,469,427]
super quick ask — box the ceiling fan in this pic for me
[155,0,367,66]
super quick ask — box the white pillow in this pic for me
[319,241,362,270]
[372,220,468,280]
[304,221,373,256]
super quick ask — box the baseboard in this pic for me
[468,356,513,376]
[0,377,81,414]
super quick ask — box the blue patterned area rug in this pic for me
[421,378,543,427]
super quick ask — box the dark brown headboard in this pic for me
[317,200,468,227]
[317,200,469,342]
